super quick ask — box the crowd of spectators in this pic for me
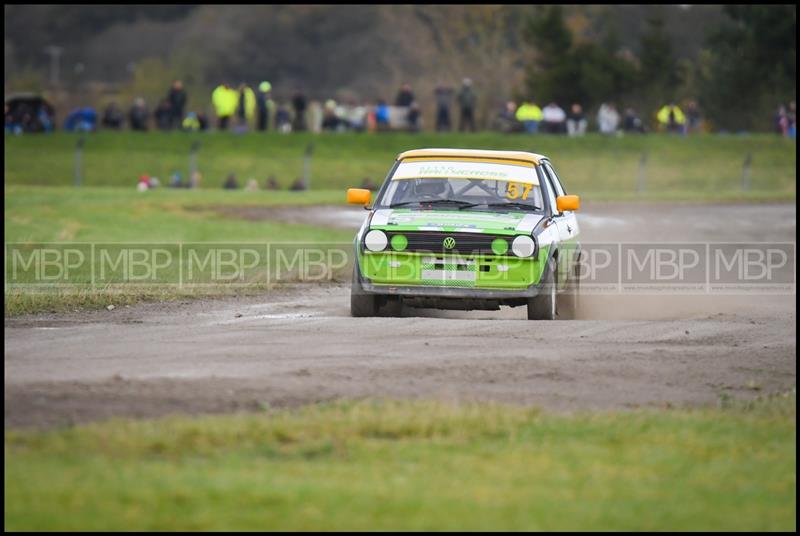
[6,77,797,138]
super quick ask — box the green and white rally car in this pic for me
[347,148,582,320]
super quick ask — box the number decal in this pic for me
[506,182,520,199]
[506,182,533,200]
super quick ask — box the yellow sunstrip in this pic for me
[402,156,536,168]
[392,159,540,186]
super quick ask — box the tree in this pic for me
[521,6,637,109]
[699,5,796,131]
[638,14,680,108]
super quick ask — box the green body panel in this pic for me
[369,209,533,236]
[358,246,550,290]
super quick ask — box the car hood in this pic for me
[368,208,543,236]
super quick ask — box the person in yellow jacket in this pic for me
[234,82,257,129]
[515,100,544,134]
[656,102,686,134]
[182,111,201,132]
[212,83,238,130]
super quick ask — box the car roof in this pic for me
[397,148,547,165]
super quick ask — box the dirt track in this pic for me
[4,203,796,428]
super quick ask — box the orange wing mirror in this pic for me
[556,195,580,212]
[347,188,372,206]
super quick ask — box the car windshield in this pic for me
[375,159,544,213]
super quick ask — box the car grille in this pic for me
[385,231,505,255]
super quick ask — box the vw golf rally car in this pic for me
[347,148,581,320]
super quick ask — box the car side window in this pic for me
[544,163,567,197]
[538,166,558,215]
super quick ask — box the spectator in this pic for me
[289,178,307,191]
[566,103,587,137]
[264,175,280,190]
[154,99,172,131]
[101,102,125,130]
[129,98,149,131]
[182,111,201,132]
[148,176,160,189]
[375,99,390,131]
[64,107,98,132]
[212,83,237,130]
[656,103,686,134]
[292,90,308,131]
[407,101,421,132]
[167,80,187,129]
[685,100,702,134]
[5,104,21,135]
[235,82,256,131]
[457,78,477,132]
[494,101,521,133]
[321,99,342,131]
[37,106,54,133]
[622,108,645,134]
[275,103,292,133]
[434,85,453,131]
[189,171,202,189]
[597,103,620,135]
[196,112,209,131]
[515,100,543,134]
[137,174,150,191]
[169,171,184,188]
[395,83,415,107]
[256,81,273,132]
[542,102,566,134]
[775,105,789,136]
[223,173,239,190]
[245,178,259,191]
[788,101,796,139]
[342,100,367,132]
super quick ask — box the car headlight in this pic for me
[512,235,536,257]
[364,229,388,252]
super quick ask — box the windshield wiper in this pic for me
[483,202,541,211]
[424,199,479,208]
[388,200,482,210]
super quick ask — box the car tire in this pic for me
[557,251,581,320]
[350,265,378,317]
[528,258,557,320]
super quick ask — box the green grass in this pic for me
[4,185,348,243]
[5,394,796,531]
[4,131,796,200]
[4,185,353,315]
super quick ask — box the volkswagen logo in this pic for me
[443,237,456,249]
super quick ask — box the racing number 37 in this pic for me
[506,181,533,200]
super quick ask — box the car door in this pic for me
[542,162,579,289]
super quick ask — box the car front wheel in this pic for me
[350,265,378,317]
[527,258,557,320]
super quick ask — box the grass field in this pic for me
[4,131,796,199]
[4,394,795,531]
[4,185,352,315]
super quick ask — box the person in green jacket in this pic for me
[235,82,257,129]
[256,81,275,131]
[656,102,686,134]
[515,100,544,134]
[212,83,238,130]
